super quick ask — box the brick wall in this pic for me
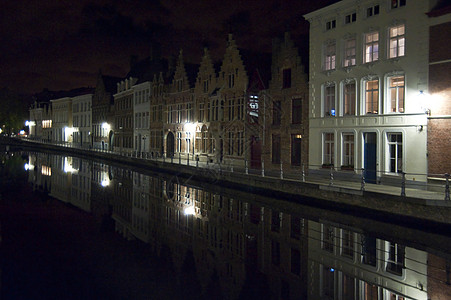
[427,119,451,175]
[428,254,451,300]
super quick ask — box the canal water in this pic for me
[0,150,450,300]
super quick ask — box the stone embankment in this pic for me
[2,137,451,228]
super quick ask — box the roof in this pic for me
[428,0,451,17]
[34,87,94,103]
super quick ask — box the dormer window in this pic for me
[391,0,406,9]
[345,12,356,24]
[177,79,183,92]
[326,19,336,30]
[367,5,379,17]
[228,73,235,88]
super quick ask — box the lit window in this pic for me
[387,133,402,173]
[364,32,379,63]
[324,84,336,117]
[344,38,356,67]
[391,0,406,9]
[365,79,379,114]
[324,42,336,70]
[389,25,405,58]
[323,133,334,166]
[343,81,356,115]
[388,76,404,113]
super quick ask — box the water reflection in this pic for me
[17,152,451,299]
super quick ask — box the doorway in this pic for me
[364,132,377,183]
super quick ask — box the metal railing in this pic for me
[16,137,451,201]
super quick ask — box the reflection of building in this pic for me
[308,220,428,299]
[304,0,431,183]
[70,157,91,212]
[49,156,74,203]
[26,153,52,192]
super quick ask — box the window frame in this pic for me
[343,80,356,115]
[386,75,405,113]
[344,38,356,67]
[389,24,405,59]
[386,132,403,174]
[324,84,336,117]
[364,78,379,114]
[324,42,336,71]
[342,133,355,168]
[323,132,335,166]
[364,32,379,63]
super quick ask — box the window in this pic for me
[386,242,405,275]
[271,210,280,232]
[364,32,379,63]
[272,134,281,164]
[326,19,336,30]
[345,12,356,24]
[322,224,334,253]
[387,133,402,173]
[344,38,356,67]
[342,133,354,167]
[292,98,302,124]
[389,25,405,58]
[237,131,244,156]
[324,84,336,116]
[273,101,281,125]
[341,229,354,258]
[391,0,406,9]
[323,133,334,166]
[388,76,404,113]
[271,240,280,265]
[227,131,234,155]
[290,216,303,239]
[324,42,336,70]
[198,103,204,122]
[342,274,355,299]
[228,73,235,88]
[291,134,302,166]
[361,235,377,266]
[203,79,209,93]
[283,68,291,88]
[365,79,379,114]
[323,266,335,299]
[291,248,301,275]
[344,81,356,115]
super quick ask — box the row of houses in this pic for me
[28,0,451,182]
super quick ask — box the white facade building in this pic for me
[133,81,151,155]
[50,97,72,143]
[304,0,437,183]
[72,94,93,148]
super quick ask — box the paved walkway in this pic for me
[11,138,451,203]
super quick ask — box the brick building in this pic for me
[427,1,451,176]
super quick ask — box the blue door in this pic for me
[364,133,377,183]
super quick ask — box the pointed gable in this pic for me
[219,34,248,91]
[195,48,217,95]
[171,50,191,93]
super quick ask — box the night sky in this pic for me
[1,0,337,94]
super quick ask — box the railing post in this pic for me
[187,152,190,166]
[280,161,283,179]
[171,154,173,164]
[196,159,198,168]
[261,160,265,177]
[179,152,181,164]
[163,153,165,163]
[361,169,365,191]
[401,172,406,197]
[302,164,306,182]
[231,159,234,173]
[245,159,249,175]
[329,166,334,186]
[445,173,450,201]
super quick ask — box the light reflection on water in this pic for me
[0,151,450,300]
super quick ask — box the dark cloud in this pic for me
[0,0,338,94]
